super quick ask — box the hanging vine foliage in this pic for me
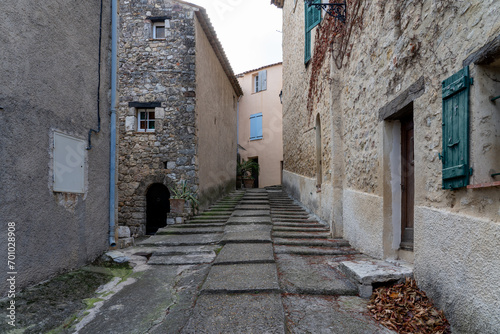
[307,0,366,118]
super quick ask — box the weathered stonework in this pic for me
[276,0,500,332]
[117,0,242,236]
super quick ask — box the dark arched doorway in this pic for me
[146,183,170,234]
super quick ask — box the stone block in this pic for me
[175,217,184,224]
[117,226,131,238]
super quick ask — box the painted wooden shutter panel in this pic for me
[304,2,321,63]
[250,113,263,140]
[259,70,267,91]
[305,30,311,63]
[441,66,472,189]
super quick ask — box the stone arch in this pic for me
[129,172,175,236]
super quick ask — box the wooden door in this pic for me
[401,115,414,248]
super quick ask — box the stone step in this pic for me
[186,219,228,224]
[171,223,226,228]
[338,260,414,298]
[207,208,236,212]
[213,243,275,265]
[273,222,326,228]
[273,219,317,223]
[148,253,216,265]
[138,233,223,247]
[156,226,224,235]
[273,245,359,256]
[273,238,351,248]
[272,226,329,232]
[272,232,330,239]
[231,210,270,217]
[190,215,231,220]
[272,215,310,219]
[270,207,305,211]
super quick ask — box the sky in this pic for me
[187,0,283,74]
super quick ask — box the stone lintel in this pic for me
[463,34,500,66]
[378,76,425,121]
[128,101,162,108]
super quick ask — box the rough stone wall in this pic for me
[117,0,198,235]
[280,0,500,331]
[0,0,111,293]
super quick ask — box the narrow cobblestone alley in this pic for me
[76,188,395,333]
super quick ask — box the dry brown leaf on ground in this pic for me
[367,277,451,334]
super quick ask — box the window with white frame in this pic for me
[153,21,165,39]
[137,108,155,132]
[253,70,267,93]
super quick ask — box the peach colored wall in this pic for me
[238,64,283,187]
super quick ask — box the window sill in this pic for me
[250,138,263,141]
[467,181,500,189]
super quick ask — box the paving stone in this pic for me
[202,263,280,293]
[226,216,272,225]
[77,265,211,334]
[138,233,222,246]
[283,294,396,334]
[148,253,216,265]
[231,210,270,217]
[181,294,285,334]
[172,223,225,228]
[214,243,274,265]
[221,231,272,244]
[273,222,326,228]
[276,254,357,295]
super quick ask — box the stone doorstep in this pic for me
[338,260,414,298]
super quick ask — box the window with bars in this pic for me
[137,109,155,132]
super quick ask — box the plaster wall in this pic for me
[0,0,111,293]
[237,64,283,188]
[194,16,238,209]
[415,206,500,333]
[343,189,384,259]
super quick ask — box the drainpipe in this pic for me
[109,0,118,247]
[236,96,242,158]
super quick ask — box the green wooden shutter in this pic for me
[441,66,472,189]
[304,2,321,64]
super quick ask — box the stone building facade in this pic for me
[273,0,500,332]
[237,63,284,188]
[117,0,242,236]
[1,0,112,293]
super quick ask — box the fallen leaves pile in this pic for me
[367,277,451,334]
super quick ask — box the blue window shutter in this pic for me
[259,70,267,91]
[250,113,263,140]
[441,66,472,189]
